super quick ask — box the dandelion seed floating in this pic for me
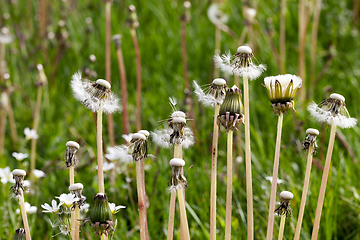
[275,191,293,240]
[307,93,357,240]
[214,46,266,80]
[70,72,120,113]
[294,128,319,240]
[263,74,302,114]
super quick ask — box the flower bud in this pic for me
[219,85,244,131]
[89,193,114,236]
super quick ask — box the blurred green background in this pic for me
[0,0,360,239]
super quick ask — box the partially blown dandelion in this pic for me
[214,46,266,79]
[275,191,293,240]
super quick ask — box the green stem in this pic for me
[97,107,105,194]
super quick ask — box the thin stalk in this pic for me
[70,166,75,240]
[105,0,115,147]
[310,0,322,84]
[0,107,6,157]
[130,28,142,131]
[30,85,43,183]
[167,189,177,240]
[224,130,233,240]
[280,0,286,74]
[75,205,80,240]
[298,0,307,102]
[210,104,220,240]
[115,44,129,135]
[97,107,105,194]
[177,187,190,240]
[174,144,183,159]
[214,26,221,78]
[278,215,286,240]
[311,122,337,240]
[294,145,314,240]
[243,76,253,240]
[19,190,31,240]
[39,0,47,61]
[266,112,284,240]
[6,96,18,146]
[136,160,147,240]
[141,160,149,240]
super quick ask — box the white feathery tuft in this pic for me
[193,81,222,107]
[151,129,171,148]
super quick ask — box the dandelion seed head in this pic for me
[193,80,226,107]
[12,152,29,161]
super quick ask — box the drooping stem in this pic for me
[266,112,284,240]
[177,187,190,240]
[130,28,142,131]
[294,145,314,240]
[224,130,233,240]
[19,190,31,240]
[311,122,337,240]
[97,107,105,194]
[136,160,148,240]
[243,76,254,240]
[105,0,115,147]
[210,104,220,240]
[167,188,177,240]
[115,41,129,135]
[278,215,286,240]
[30,85,43,183]
[280,0,286,74]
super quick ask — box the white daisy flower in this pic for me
[12,152,29,161]
[24,127,39,140]
[193,79,227,107]
[307,93,357,129]
[96,162,115,172]
[70,71,121,113]
[80,203,90,213]
[105,145,132,162]
[23,180,31,188]
[16,202,37,214]
[265,176,284,185]
[41,199,63,214]
[0,167,15,184]
[33,169,45,178]
[214,46,266,80]
[108,202,126,214]
[56,193,80,208]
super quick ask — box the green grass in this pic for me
[1,0,360,239]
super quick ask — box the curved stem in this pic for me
[294,145,314,240]
[224,130,233,240]
[210,104,220,240]
[278,215,286,240]
[266,112,284,240]
[19,190,31,240]
[243,75,254,240]
[177,187,190,240]
[167,189,177,240]
[136,160,147,240]
[97,107,105,194]
[311,122,337,240]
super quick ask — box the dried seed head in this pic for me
[274,191,293,218]
[112,34,122,48]
[14,228,26,240]
[219,85,244,131]
[303,128,319,154]
[65,141,80,167]
[69,183,85,209]
[129,131,148,161]
[11,169,26,196]
[168,158,187,189]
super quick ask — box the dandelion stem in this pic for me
[30,85,43,183]
[167,188,177,240]
[19,190,31,240]
[174,144,183,159]
[0,107,6,157]
[6,96,18,147]
[105,0,115,147]
[294,145,314,240]
[266,112,284,240]
[75,205,80,240]
[70,167,75,240]
[210,104,220,240]
[310,0,322,85]
[280,0,286,74]
[177,187,190,240]
[225,130,233,240]
[278,215,286,240]
[130,28,142,131]
[243,75,254,240]
[114,38,129,135]
[311,122,337,240]
[97,106,105,194]
[214,25,221,78]
[136,160,148,240]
